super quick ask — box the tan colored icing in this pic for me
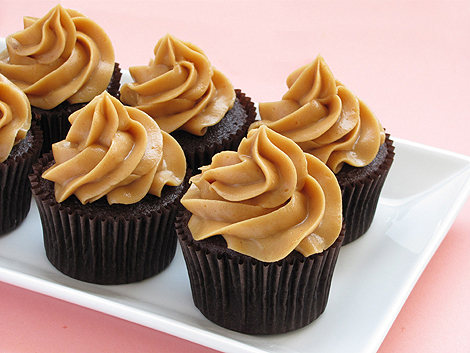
[0,4,115,110]
[120,34,235,135]
[250,55,385,173]
[0,74,31,162]
[42,92,186,205]
[181,125,342,262]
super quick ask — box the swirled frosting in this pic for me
[181,125,342,262]
[120,34,235,135]
[0,4,115,110]
[0,74,31,162]
[42,91,186,205]
[250,55,385,173]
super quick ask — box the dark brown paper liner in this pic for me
[171,89,257,173]
[32,63,122,155]
[338,134,395,245]
[175,208,345,335]
[29,153,190,285]
[0,122,43,235]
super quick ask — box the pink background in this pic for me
[1,1,469,352]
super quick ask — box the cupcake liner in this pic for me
[29,153,190,285]
[338,134,395,245]
[32,63,122,154]
[171,89,257,173]
[175,208,345,335]
[0,122,43,235]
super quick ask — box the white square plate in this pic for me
[1,38,470,353]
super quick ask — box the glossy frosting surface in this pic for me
[181,125,342,262]
[251,55,385,173]
[0,74,31,162]
[120,34,235,135]
[42,91,186,205]
[0,4,115,110]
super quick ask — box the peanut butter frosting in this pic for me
[0,74,31,162]
[181,125,342,262]
[120,34,235,135]
[250,55,385,173]
[0,4,115,110]
[42,91,186,205]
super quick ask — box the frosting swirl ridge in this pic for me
[120,34,235,135]
[251,55,385,173]
[181,125,342,262]
[0,74,31,162]
[42,92,186,205]
[0,4,115,110]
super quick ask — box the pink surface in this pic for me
[1,1,469,352]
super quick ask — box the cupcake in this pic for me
[0,4,122,154]
[176,125,344,334]
[120,34,256,172]
[250,55,395,245]
[0,74,43,235]
[29,91,188,284]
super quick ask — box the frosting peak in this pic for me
[0,4,115,110]
[251,55,385,173]
[42,92,186,205]
[181,125,342,262]
[0,74,31,162]
[120,34,235,135]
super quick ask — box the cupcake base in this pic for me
[175,208,345,335]
[0,123,43,235]
[337,134,395,245]
[32,63,122,154]
[171,89,257,173]
[29,153,190,285]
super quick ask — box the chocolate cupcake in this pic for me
[176,126,344,334]
[336,133,394,243]
[0,4,122,154]
[120,34,256,172]
[0,74,43,235]
[250,55,395,244]
[29,92,188,284]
